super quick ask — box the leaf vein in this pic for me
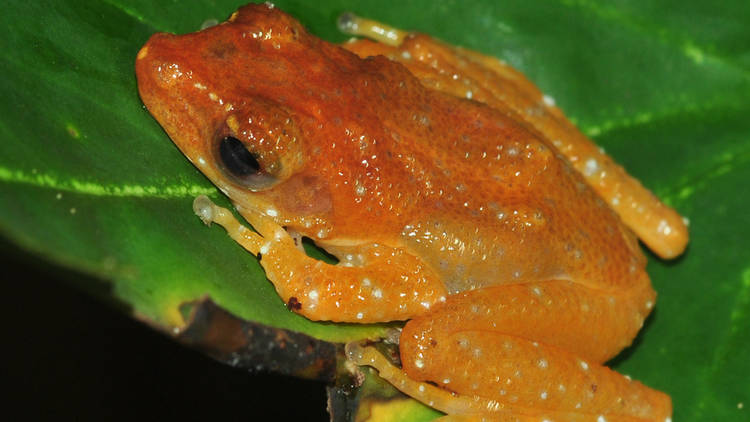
[660,144,750,203]
[0,166,213,199]
[100,0,157,30]
[578,97,749,139]
[557,0,750,77]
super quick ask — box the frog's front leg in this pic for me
[193,195,447,322]
[350,280,672,421]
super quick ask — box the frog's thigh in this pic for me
[399,282,671,421]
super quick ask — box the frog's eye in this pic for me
[217,136,277,191]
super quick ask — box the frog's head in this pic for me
[136,3,381,239]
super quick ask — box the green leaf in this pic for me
[1,1,748,420]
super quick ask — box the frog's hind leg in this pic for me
[338,12,688,260]
[350,280,672,421]
[348,342,581,421]
[347,341,663,422]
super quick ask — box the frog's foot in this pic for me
[337,12,406,47]
[192,195,448,323]
[193,195,265,254]
[346,341,509,417]
[339,14,688,260]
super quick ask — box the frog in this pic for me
[135,3,688,421]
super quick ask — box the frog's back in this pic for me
[357,82,646,294]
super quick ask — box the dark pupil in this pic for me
[219,136,260,176]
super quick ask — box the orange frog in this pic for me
[136,4,687,421]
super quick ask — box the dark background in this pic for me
[2,241,329,421]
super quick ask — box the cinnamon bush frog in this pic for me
[135,4,687,420]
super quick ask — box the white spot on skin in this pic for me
[272,229,286,242]
[537,359,548,369]
[193,82,206,90]
[266,208,278,217]
[362,277,371,286]
[465,90,473,99]
[356,312,364,319]
[542,94,555,106]
[657,219,672,236]
[443,378,451,384]
[307,290,319,301]
[259,242,271,255]
[415,359,424,369]
[372,288,383,299]
[580,360,589,371]
[597,416,607,422]
[418,385,425,393]
[584,158,599,176]
[198,157,206,166]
